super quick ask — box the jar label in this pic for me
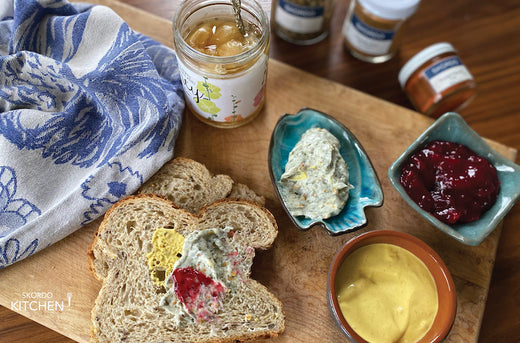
[424,56,474,94]
[177,55,268,123]
[275,0,325,34]
[343,13,395,55]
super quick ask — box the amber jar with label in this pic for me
[173,0,270,128]
[342,0,421,63]
[271,0,334,45]
[398,42,476,118]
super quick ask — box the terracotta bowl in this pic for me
[327,230,456,343]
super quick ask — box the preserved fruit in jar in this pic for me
[173,0,270,128]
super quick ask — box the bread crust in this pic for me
[88,194,285,343]
[138,157,265,212]
[200,198,277,236]
[87,194,178,280]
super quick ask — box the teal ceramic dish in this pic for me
[388,112,520,246]
[268,108,384,235]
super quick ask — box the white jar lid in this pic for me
[398,42,457,88]
[358,0,422,20]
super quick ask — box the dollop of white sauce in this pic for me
[279,127,353,220]
[160,227,254,324]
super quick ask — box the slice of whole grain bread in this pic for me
[88,195,284,343]
[138,157,265,213]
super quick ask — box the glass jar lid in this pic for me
[358,0,422,20]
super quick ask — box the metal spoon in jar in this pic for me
[231,0,246,35]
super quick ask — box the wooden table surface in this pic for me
[2,0,519,342]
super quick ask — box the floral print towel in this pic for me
[0,0,185,268]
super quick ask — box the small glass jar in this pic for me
[173,0,270,128]
[342,0,421,63]
[398,42,477,118]
[271,0,334,45]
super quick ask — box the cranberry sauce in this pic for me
[399,140,500,225]
[172,266,226,322]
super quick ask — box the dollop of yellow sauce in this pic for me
[335,243,438,343]
[147,228,185,286]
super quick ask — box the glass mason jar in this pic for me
[271,0,334,45]
[342,0,421,63]
[173,0,270,128]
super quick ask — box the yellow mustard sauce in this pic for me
[146,228,185,286]
[335,243,438,343]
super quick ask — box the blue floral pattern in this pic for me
[0,166,40,236]
[0,238,38,269]
[81,162,143,224]
[0,0,184,268]
[0,20,178,168]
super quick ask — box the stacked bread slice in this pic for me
[138,157,265,213]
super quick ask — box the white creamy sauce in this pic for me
[279,127,352,220]
[160,227,254,324]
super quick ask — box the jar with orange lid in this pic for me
[398,42,476,118]
[342,0,421,63]
[172,0,270,128]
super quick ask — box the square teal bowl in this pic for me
[388,112,520,246]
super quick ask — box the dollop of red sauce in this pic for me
[399,140,500,224]
[172,266,226,322]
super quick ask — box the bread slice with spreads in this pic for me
[88,194,284,343]
[138,157,265,213]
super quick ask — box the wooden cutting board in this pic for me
[0,1,517,342]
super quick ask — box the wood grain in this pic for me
[0,57,515,342]
[1,0,519,343]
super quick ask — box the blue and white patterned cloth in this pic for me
[0,0,185,268]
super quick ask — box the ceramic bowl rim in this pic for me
[327,230,457,343]
[388,112,520,246]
